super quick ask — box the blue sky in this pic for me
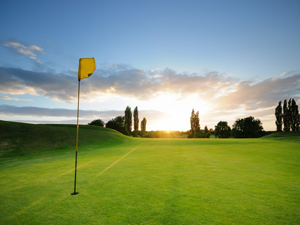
[0,0,300,131]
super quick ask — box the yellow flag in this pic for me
[78,58,96,80]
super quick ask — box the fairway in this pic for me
[1,134,300,224]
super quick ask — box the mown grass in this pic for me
[0,121,300,224]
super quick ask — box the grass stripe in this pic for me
[96,144,141,177]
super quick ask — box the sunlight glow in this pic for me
[148,93,212,131]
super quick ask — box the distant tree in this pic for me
[275,101,283,132]
[291,98,299,131]
[215,121,231,138]
[88,119,105,127]
[124,106,132,135]
[194,127,202,138]
[206,132,211,138]
[106,116,127,134]
[204,125,211,138]
[232,116,263,138]
[204,126,209,134]
[283,99,290,132]
[141,117,147,133]
[133,106,139,136]
[190,109,200,137]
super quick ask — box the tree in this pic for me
[106,116,127,134]
[204,125,209,134]
[124,106,132,135]
[204,126,211,138]
[141,117,147,133]
[232,116,264,138]
[281,98,299,132]
[283,99,290,132]
[275,101,283,132]
[291,98,299,131]
[194,127,202,138]
[133,106,139,136]
[88,119,105,127]
[215,121,231,138]
[190,109,200,137]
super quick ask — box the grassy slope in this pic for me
[0,120,131,158]
[261,130,300,141]
[0,122,300,224]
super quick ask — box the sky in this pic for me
[0,0,300,131]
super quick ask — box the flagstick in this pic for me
[71,78,81,195]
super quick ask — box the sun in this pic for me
[144,93,212,131]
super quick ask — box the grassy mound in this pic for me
[0,120,131,158]
[261,130,300,141]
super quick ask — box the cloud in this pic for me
[0,67,77,101]
[0,105,170,129]
[213,74,300,111]
[0,95,33,101]
[0,65,299,113]
[280,71,296,77]
[3,41,44,63]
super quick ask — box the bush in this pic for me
[106,116,128,135]
[206,132,211,138]
[88,119,105,127]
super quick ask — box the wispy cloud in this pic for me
[3,41,44,63]
[0,95,33,101]
[280,71,296,77]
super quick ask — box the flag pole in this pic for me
[71,78,81,195]
[71,57,95,196]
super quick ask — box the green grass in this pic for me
[0,120,130,157]
[1,121,300,224]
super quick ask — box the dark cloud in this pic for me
[0,67,77,101]
[213,74,300,111]
[0,65,299,112]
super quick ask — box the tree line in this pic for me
[88,106,147,137]
[89,98,299,138]
[189,109,264,138]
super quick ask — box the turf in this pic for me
[0,121,300,224]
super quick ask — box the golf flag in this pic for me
[72,57,96,196]
[78,58,96,80]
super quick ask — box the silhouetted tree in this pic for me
[215,121,231,138]
[133,106,139,136]
[232,116,263,138]
[291,98,299,131]
[281,98,299,132]
[141,117,147,133]
[275,101,283,132]
[190,109,200,137]
[88,119,105,127]
[124,106,132,135]
[283,99,290,131]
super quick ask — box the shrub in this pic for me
[88,119,104,127]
